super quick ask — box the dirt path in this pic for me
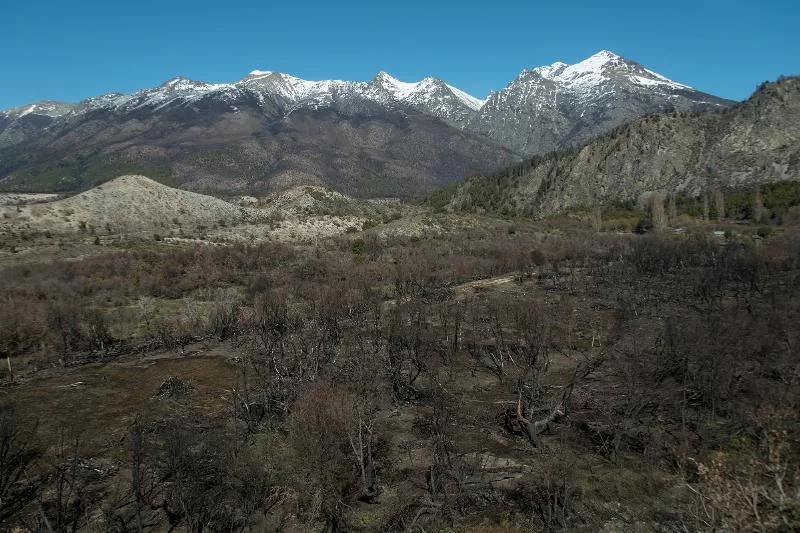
[454,274,517,297]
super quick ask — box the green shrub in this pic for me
[756,226,773,238]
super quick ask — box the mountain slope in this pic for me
[468,51,733,155]
[444,76,800,218]
[0,105,517,198]
[0,101,75,148]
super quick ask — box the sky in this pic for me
[1,0,798,110]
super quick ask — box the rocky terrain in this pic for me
[444,76,800,217]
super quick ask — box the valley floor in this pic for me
[1,208,799,532]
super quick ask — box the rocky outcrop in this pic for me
[449,77,800,217]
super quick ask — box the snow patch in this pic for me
[18,105,37,118]
[446,83,486,110]
[374,71,421,98]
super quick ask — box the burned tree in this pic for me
[290,382,383,531]
[0,402,42,523]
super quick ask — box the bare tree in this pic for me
[712,188,725,221]
[648,193,667,232]
[40,429,91,533]
[591,204,602,233]
[290,382,376,531]
[46,299,83,366]
[753,184,764,223]
[384,298,433,400]
[523,438,578,530]
[230,387,266,433]
[512,394,566,449]
[668,194,677,225]
[0,402,41,523]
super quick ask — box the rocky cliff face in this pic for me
[449,77,800,217]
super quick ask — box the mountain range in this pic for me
[0,51,735,197]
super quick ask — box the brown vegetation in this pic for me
[1,217,799,531]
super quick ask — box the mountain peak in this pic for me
[159,76,221,91]
[528,61,568,79]
[473,50,730,155]
[590,49,623,61]
[3,100,74,119]
[371,71,424,98]
[373,71,411,86]
[520,50,693,92]
[161,76,191,87]
[525,51,622,79]
[368,72,484,111]
[559,50,626,79]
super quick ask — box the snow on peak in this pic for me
[554,50,625,84]
[373,71,420,97]
[3,100,74,119]
[236,71,348,106]
[18,104,37,118]
[163,76,187,85]
[445,83,486,111]
[371,71,485,110]
[529,61,568,79]
[160,76,227,90]
[525,50,692,92]
[589,50,622,61]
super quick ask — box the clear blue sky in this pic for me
[1,0,797,110]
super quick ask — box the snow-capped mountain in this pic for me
[0,50,731,154]
[0,101,76,148]
[530,50,692,95]
[0,70,515,198]
[0,50,735,197]
[469,50,732,154]
[365,72,484,128]
[0,68,487,148]
[2,101,75,120]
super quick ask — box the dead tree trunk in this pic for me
[231,388,265,431]
[713,188,725,221]
[753,184,763,223]
[649,193,667,232]
[513,394,565,448]
[506,355,604,448]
